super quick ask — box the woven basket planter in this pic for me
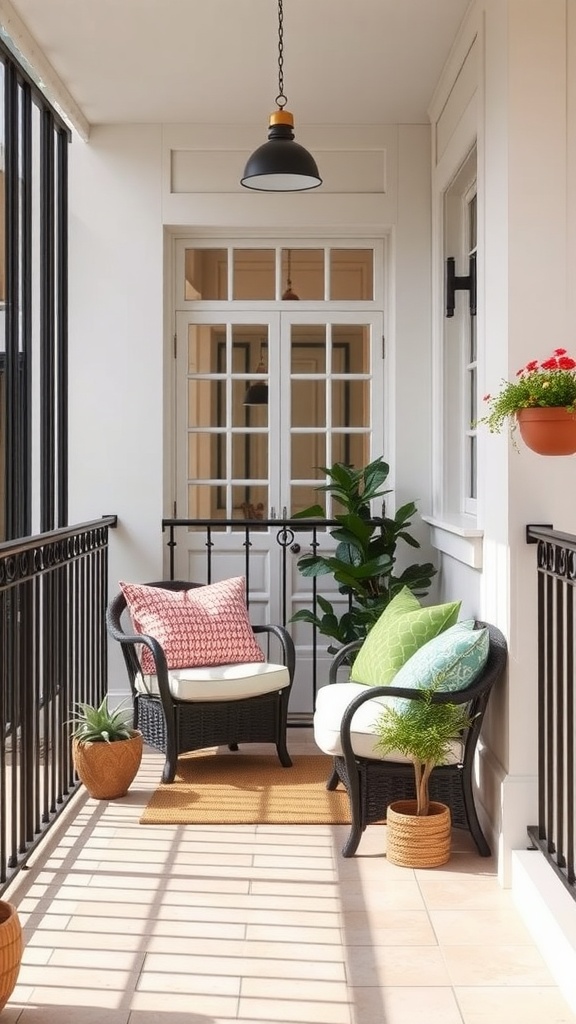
[73,732,143,799]
[0,901,23,1011]
[386,799,451,868]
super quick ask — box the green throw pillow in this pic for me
[384,621,490,710]
[350,588,461,686]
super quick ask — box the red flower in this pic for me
[558,356,576,370]
[483,394,491,402]
[554,348,567,356]
[525,360,539,372]
[541,357,559,370]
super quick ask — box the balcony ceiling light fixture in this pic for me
[241,0,322,192]
[244,347,269,406]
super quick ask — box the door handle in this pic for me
[290,543,301,554]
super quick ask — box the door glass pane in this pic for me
[333,324,370,368]
[233,249,275,299]
[187,323,225,372]
[333,433,369,468]
[332,379,369,428]
[291,433,325,509]
[291,379,326,428]
[188,379,221,427]
[291,480,326,517]
[291,325,326,372]
[281,248,324,300]
[232,484,268,522]
[330,249,373,300]
[184,249,227,300]
[232,431,268,485]
[187,483,226,524]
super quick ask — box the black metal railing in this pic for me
[526,524,576,895]
[162,516,352,706]
[0,515,117,891]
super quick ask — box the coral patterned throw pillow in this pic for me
[119,577,265,674]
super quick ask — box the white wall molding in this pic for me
[0,0,90,139]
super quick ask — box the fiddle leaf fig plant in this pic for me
[290,457,436,651]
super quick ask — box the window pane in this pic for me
[330,249,373,300]
[468,436,477,499]
[332,380,369,428]
[188,379,221,427]
[468,194,477,250]
[291,379,326,428]
[187,324,225,373]
[291,326,326,373]
[291,434,326,489]
[281,248,324,300]
[291,484,325,516]
[232,433,268,483]
[184,248,227,300]
[233,249,275,299]
[469,314,477,363]
[332,434,369,468]
[332,324,370,370]
[469,368,477,424]
[232,484,268,521]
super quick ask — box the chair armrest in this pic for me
[252,623,295,683]
[328,640,364,684]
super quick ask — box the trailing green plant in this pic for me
[477,348,576,445]
[69,697,137,745]
[290,457,436,651]
[375,687,474,816]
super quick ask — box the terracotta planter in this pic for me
[0,901,23,1011]
[386,799,451,868]
[73,732,143,799]
[516,407,576,455]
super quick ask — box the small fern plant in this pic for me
[375,687,474,816]
[69,697,137,744]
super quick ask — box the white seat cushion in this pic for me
[313,682,464,764]
[136,661,290,702]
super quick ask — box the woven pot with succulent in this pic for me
[70,697,143,799]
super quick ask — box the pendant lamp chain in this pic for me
[275,0,287,110]
[240,0,322,191]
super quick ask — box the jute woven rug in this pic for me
[140,753,352,825]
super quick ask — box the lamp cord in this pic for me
[275,0,287,109]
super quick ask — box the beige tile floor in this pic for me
[3,728,576,1024]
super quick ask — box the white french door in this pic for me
[173,308,384,715]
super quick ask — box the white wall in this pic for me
[429,0,576,879]
[67,122,436,700]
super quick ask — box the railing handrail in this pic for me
[162,516,356,530]
[526,523,576,550]
[0,515,118,561]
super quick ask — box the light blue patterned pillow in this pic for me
[384,621,489,710]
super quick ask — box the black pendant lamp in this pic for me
[244,348,269,406]
[241,0,322,192]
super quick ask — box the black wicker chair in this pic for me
[315,621,507,857]
[106,580,295,783]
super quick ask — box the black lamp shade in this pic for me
[241,111,322,192]
[243,382,269,405]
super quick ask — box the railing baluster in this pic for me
[0,515,117,893]
[527,525,576,897]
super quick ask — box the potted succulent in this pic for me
[478,348,576,454]
[70,697,143,799]
[290,457,437,652]
[375,687,473,867]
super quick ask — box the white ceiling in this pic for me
[4,0,470,130]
